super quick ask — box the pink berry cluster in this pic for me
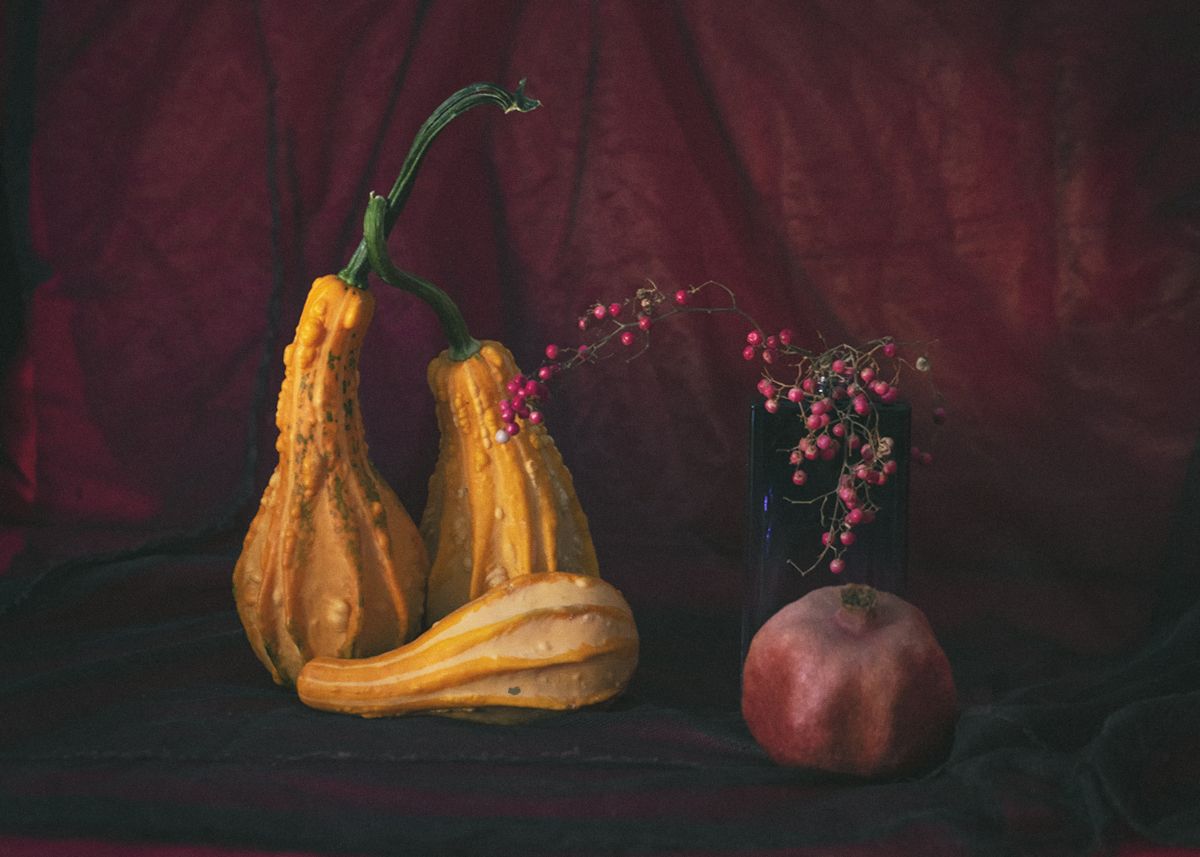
[494,373,550,443]
[495,280,942,577]
[749,334,940,574]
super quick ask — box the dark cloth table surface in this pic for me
[2,521,1199,855]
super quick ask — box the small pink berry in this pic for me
[801,378,816,394]
[764,397,780,414]
[528,410,544,425]
[853,394,870,416]
[505,379,521,395]
[816,434,833,451]
[523,380,539,397]
[789,450,802,465]
[831,358,846,374]
[537,365,554,381]
[830,558,846,574]
[933,406,947,425]
[762,349,775,364]
[883,341,898,358]
[810,399,828,416]
[608,302,622,317]
[883,460,898,475]
[806,414,822,430]
[786,387,803,403]
[578,344,589,355]
[637,315,652,331]
[840,531,856,546]
[593,304,607,320]
[778,328,794,346]
[860,367,876,384]
[881,387,899,404]
[746,330,762,346]
[822,532,833,547]
[920,451,934,466]
[620,330,636,347]
[846,508,864,525]
[674,289,689,305]
[505,421,520,437]
[765,335,778,350]
[757,378,774,398]
[872,380,890,397]
[831,422,846,438]
[861,445,875,461]
[791,469,807,486]
[742,345,757,361]
[578,317,589,331]
[819,444,837,461]
[544,344,560,360]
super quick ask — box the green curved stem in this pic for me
[339,79,540,288]
[363,194,480,361]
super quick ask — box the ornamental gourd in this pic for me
[233,275,427,686]
[234,83,541,686]
[422,342,599,623]
[357,117,600,623]
[297,572,637,717]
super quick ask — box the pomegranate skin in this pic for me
[741,584,957,778]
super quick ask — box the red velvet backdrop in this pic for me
[3,1,1200,655]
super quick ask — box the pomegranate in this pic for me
[741,583,957,778]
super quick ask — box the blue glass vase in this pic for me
[742,399,911,661]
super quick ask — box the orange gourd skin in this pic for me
[233,275,428,687]
[421,341,600,624]
[296,572,638,718]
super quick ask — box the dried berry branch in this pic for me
[495,280,943,576]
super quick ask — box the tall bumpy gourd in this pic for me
[349,81,599,625]
[422,342,599,623]
[360,185,600,625]
[234,275,427,686]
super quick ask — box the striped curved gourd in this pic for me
[361,193,599,626]
[233,275,428,686]
[235,82,541,687]
[297,572,637,717]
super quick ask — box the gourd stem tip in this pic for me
[340,79,540,287]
